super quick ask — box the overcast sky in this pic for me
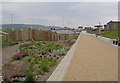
[2,2,118,28]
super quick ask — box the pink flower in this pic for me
[13,52,24,57]
[6,77,14,81]
[6,77,20,81]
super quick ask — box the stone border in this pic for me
[47,33,81,81]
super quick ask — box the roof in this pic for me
[108,21,120,24]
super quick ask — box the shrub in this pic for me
[24,73,35,83]
[53,49,66,56]
[40,58,57,72]
[27,58,32,63]
[48,58,57,67]
[27,63,33,69]
[40,58,50,72]
[36,68,44,75]
[43,42,63,52]
[31,56,41,64]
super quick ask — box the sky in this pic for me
[1,2,119,28]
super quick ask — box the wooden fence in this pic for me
[2,28,72,41]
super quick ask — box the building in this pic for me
[104,21,120,31]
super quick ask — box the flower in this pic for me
[13,52,24,57]
[6,77,20,82]
[6,77,14,81]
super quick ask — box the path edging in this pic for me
[47,33,81,81]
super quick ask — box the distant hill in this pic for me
[2,24,65,30]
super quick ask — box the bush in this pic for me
[53,49,66,56]
[27,58,32,63]
[36,68,45,75]
[24,73,35,83]
[40,58,50,72]
[48,58,57,67]
[31,56,41,64]
[43,42,63,52]
[27,63,34,71]
[37,58,57,75]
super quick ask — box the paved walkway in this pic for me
[64,32,118,81]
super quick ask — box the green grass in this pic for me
[101,29,120,39]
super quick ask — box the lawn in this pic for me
[101,29,120,39]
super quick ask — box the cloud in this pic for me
[2,2,118,28]
[2,0,119,2]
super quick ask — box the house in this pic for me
[104,21,120,31]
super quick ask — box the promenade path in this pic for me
[64,32,118,81]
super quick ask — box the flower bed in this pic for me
[2,32,80,82]
[2,41,70,82]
